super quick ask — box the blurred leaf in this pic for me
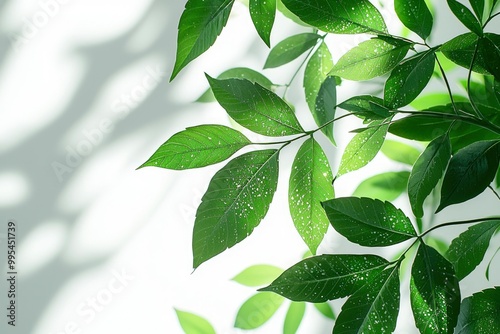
[264,33,320,69]
[409,93,468,110]
[314,76,337,144]
[283,302,306,334]
[250,0,276,47]
[207,76,304,136]
[276,0,309,26]
[447,0,483,36]
[394,0,433,40]
[139,125,250,170]
[353,171,410,201]
[232,264,283,287]
[193,150,279,268]
[313,302,335,320]
[175,309,216,334]
[171,0,235,80]
[234,292,284,329]
[260,254,389,302]
[381,139,421,166]
[455,287,500,334]
[338,95,392,122]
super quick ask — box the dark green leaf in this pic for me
[469,0,485,22]
[139,125,250,170]
[264,33,320,69]
[384,50,436,109]
[456,287,500,334]
[322,197,416,246]
[381,140,421,165]
[338,95,392,122]
[304,42,334,117]
[410,243,460,334]
[337,121,389,176]
[479,34,500,81]
[408,134,451,218]
[447,0,483,36]
[280,0,387,34]
[234,292,284,329]
[313,302,335,320]
[394,0,433,40]
[171,0,235,80]
[193,149,279,268]
[260,254,389,302]
[497,164,500,188]
[330,37,412,81]
[437,140,500,212]
[441,33,495,75]
[314,76,337,144]
[175,309,216,334]
[446,220,500,280]
[197,67,273,103]
[250,0,276,47]
[353,171,410,201]
[283,302,306,334]
[289,138,335,254]
[207,76,304,136]
[333,265,400,334]
[232,264,283,287]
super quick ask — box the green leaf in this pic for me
[313,302,335,320]
[338,95,392,122]
[197,67,273,103]
[456,287,500,334]
[207,76,304,136]
[175,309,216,334]
[384,50,436,109]
[485,247,500,280]
[304,42,334,116]
[478,34,500,81]
[283,302,306,334]
[469,0,485,22]
[381,140,421,166]
[446,220,500,280]
[333,265,400,334]
[232,264,284,287]
[289,138,335,254]
[437,140,500,212]
[260,254,389,302]
[497,164,500,188]
[447,0,483,36]
[276,0,310,26]
[280,0,387,34]
[409,93,468,110]
[193,149,279,268]
[314,76,337,144]
[139,125,250,170]
[264,33,320,69]
[330,37,411,81]
[250,0,276,47]
[234,292,284,329]
[394,0,433,40]
[410,243,461,334]
[408,134,452,218]
[353,171,410,201]
[171,0,235,80]
[322,197,416,246]
[337,121,389,176]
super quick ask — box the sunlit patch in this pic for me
[0,171,30,207]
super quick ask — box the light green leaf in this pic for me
[234,292,284,329]
[314,76,337,144]
[409,134,451,218]
[447,0,483,36]
[313,302,335,320]
[330,37,411,81]
[175,309,216,334]
[289,138,334,254]
[338,95,392,122]
[384,50,436,109]
[280,0,387,34]
[446,220,500,280]
[260,254,389,302]
[283,302,306,334]
[381,140,421,166]
[197,67,273,103]
[250,0,276,47]
[353,171,410,202]
[333,265,400,334]
[337,121,389,176]
[139,125,250,170]
[322,197,416,247]
[304,42,334,116]
[437,140,500,212]
[171,0,235,80]
[276,0,310,26]
[193,150,279,268]
[232,265,283,287]
[395,0,433,40]
[207,76,304,136]
[410,243,460,334]
[264,33,320,69]
[409,93,467,110]
[456,287,500,334]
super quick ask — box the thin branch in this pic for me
[420,217,500,238]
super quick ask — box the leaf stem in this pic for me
[420,217,500,238]
[483,11,500,28]
[434,54,460,115]
[467,41,486,119]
